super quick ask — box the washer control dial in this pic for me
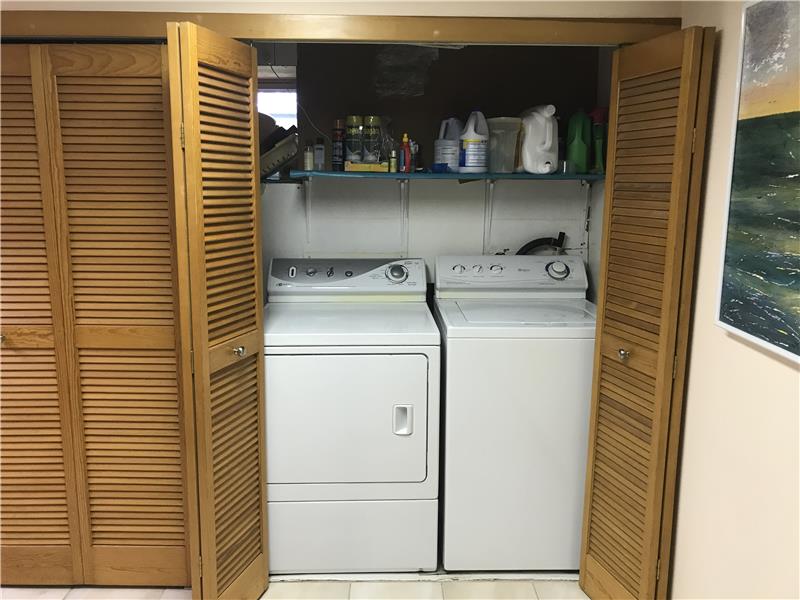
[489,264,503,273]
[386,264,408,283]
[452,264,466,274]
[305,267,318,277]
[472,264,483,273]
[546,261,570,280]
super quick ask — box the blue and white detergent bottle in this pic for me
[459,110,489,173]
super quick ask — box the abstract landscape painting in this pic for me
[719,1,800,360]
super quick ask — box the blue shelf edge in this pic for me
[289,170,603,182]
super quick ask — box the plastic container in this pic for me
[459,111,489,173]
[520,105,558,174]
[362,115,382,163]
[566,109,591,173]
[434,118,462,173]
[487,117,521,173]
[345,115,363,162]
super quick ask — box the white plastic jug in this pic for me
[459,111,489,173]
[434,118,463,172]
[520,105,558,174]
[438,118,463,141]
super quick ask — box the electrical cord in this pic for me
[267,63,331,144]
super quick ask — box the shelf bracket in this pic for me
[399,179,410,257]
[482,179,496,254]
[304,176,313,246]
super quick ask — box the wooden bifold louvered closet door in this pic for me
[166,22,269,600]
[41,44,190,586]
[1,33,267,596]
[1,43,190,586]
[580,27,714,600]
[0,45,83,586]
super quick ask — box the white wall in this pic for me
[260,179,597,284]
[671,3,800,599]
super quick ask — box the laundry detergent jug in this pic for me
[520,105,558,175]
[459,111,489,174]
[434,117,463,173]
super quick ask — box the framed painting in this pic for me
[717,0,800,361]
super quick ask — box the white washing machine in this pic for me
[264,258,440,574]
[434,255,596,571]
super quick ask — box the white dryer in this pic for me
[434,255,596,571]
[264,258,440,574]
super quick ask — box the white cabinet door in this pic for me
[266,354,428,484]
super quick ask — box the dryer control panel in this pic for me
[268,258,427,301]
[435,255,588,299]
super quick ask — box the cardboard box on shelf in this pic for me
[345,161,390,172]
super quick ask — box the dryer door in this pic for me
[266,353,429,484]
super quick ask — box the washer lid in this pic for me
[436,298,596,339]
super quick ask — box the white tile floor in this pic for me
[0,579,588,600]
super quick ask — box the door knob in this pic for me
[232,346,246,357]
[618,348,631,362]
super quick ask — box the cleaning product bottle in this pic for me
[401,133,412,174]
[314,137,325,170]
[331,118,345,171]
[566,109,591,173]
[588,107,608,174]
[303,140,314,171]
[459,111,488,173]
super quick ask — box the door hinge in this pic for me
[691,127,697,154]
[190,349,195,374]
[672,354,678,379]
[180,122,186,149]
[656,558,662,581]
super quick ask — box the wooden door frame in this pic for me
[1,11,680,45]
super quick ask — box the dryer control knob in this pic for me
[489,264,504,273]
[452,264,466,274]
[305,267,318,277]
[386,264,408,283]
[472,264,483,273]
[546,261,570,280]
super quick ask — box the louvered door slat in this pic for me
[0,44,83,585]
[580,27,715,600]
[167,22,268,600]
[43,44,189,586]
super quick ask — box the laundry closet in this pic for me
[0,13,714,600]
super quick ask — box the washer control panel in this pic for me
[436,255,588,298]
[268,258,426,300]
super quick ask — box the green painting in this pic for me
[719,1,800,359]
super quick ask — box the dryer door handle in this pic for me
[392,405,414,436]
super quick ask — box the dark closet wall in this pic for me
[297,44,602,168]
